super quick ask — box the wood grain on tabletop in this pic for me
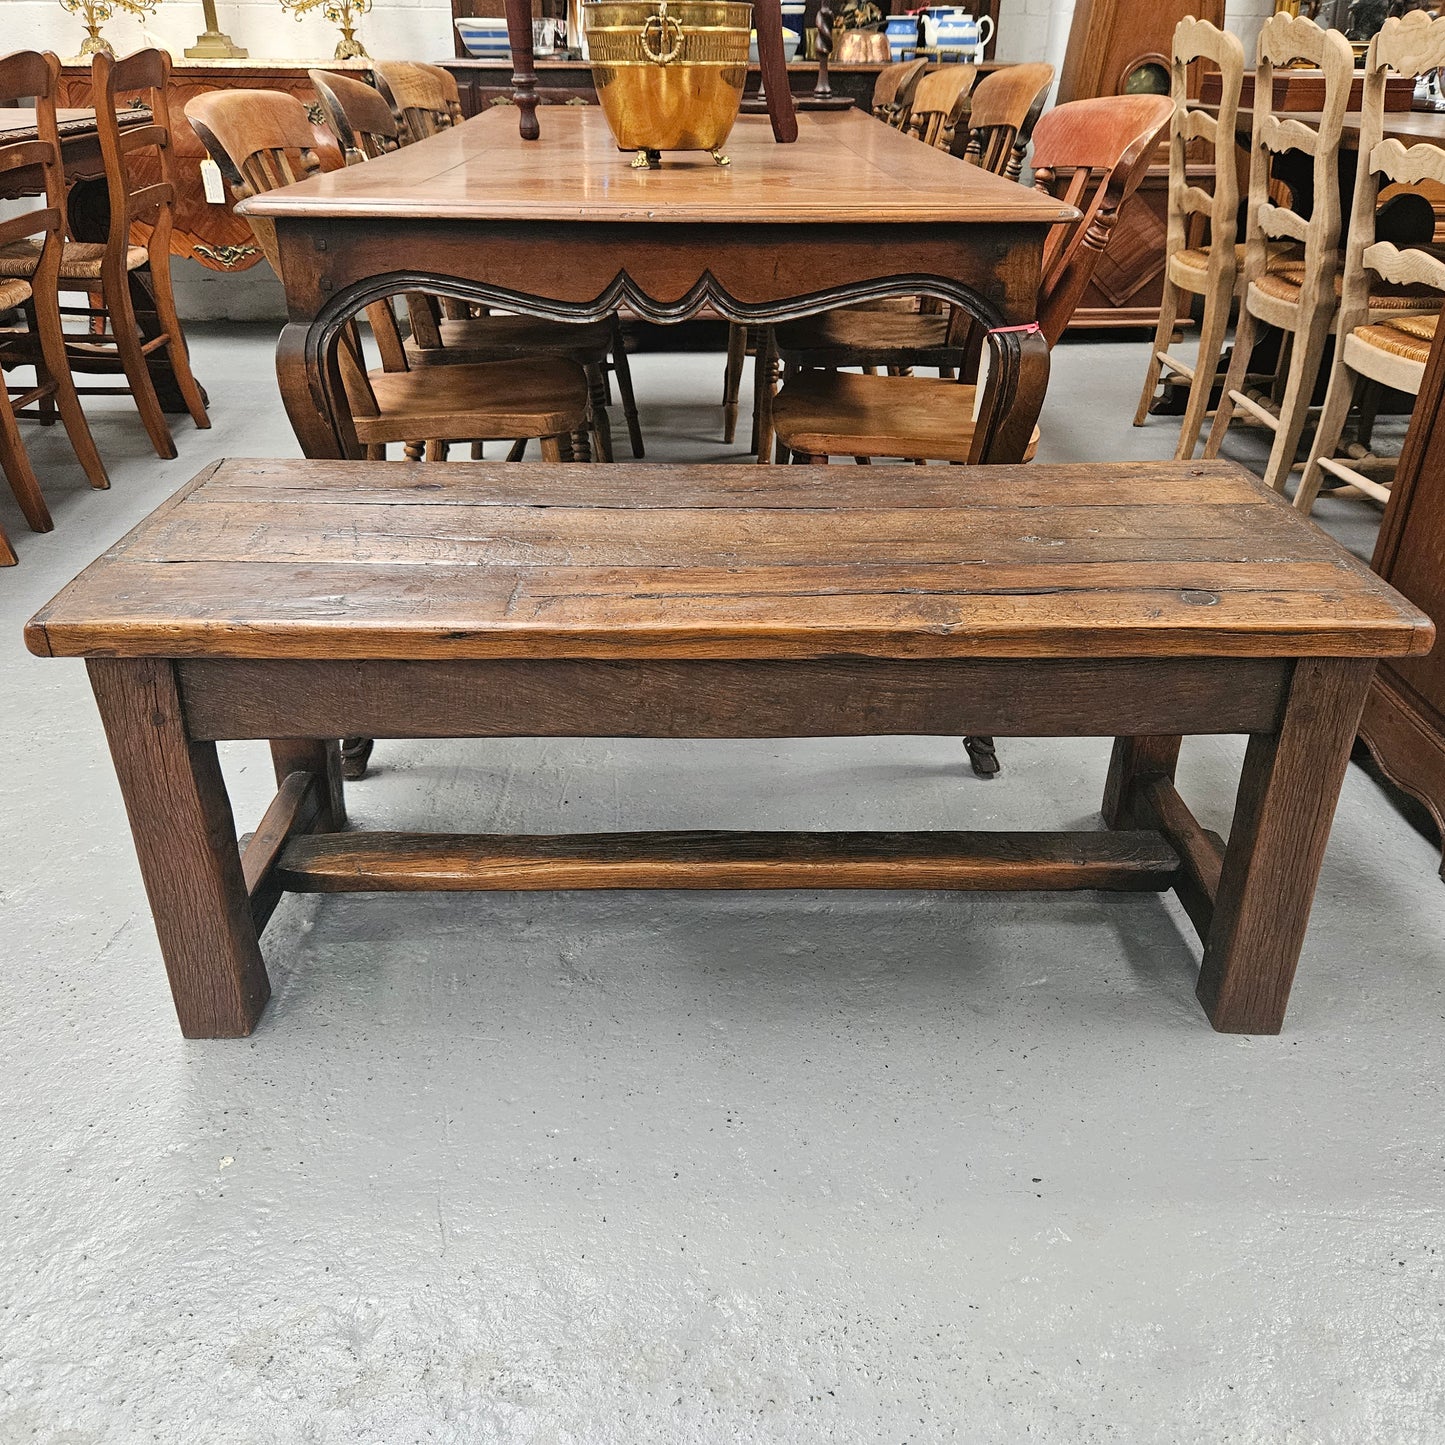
[235,106,1078,226]
[25,459,1433,663]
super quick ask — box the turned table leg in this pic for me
[1198,658,1377,1034]
[505,0,540,140]
[88,658,270,1038]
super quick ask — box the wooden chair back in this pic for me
[871,59,929,129]
[186,89,382,417]
[1238,14,1353,300]
[1340,11,1445,322]
[1166,18,1244,265]
[310,69,402,161]
[906,64,979,150]
[960,62,1054,178]
[373,61,464,142]
[91,49,180,262]
[1029,93,1174,344]
[0,51,65,267]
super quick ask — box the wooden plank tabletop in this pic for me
[237,106,1076,227]
[27,459,1433,663]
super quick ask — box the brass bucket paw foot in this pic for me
[631,148,663,168]
[711,148,731,166]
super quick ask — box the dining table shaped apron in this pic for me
[25,458,1432,1039]
[238,106,1075,466]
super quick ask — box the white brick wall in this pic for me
[1,1,456,63]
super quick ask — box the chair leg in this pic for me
[0,516,16,566]
[1261,310,1333,495]
[754,329,780,464]
[341,736,374,781]
[585,363,614,462]
[32,294,109,490]
[143,257,210,431]
[722,322,747,444]
[1175,279,1232,461]
[1202,304,1258,461]
[963,736,1000,778]
[1136,274,1184,429]
[0,390,54,533]
[610,317,644,459]
[1296,357,1358,516]
[1355,377,1381,450]
[101,267,177,459]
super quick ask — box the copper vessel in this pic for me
[584,0,752,166]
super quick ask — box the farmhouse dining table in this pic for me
[26,456,1433,1039]
[238,105,1075,465]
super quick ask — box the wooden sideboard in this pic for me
[1358,307,1445,880]
[58,59,365,272]
[442,58,914,118]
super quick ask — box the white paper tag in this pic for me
[200,157,226,206]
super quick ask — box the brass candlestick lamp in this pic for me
[277,0,374,59]
[60,0,160,61]
[186,0,248,59]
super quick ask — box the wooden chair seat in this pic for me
[769,369,1038,463]
[1170,241,1297,284]
[1252,262,1438,310]
[1350,312,1437,366]
[358,356,589,446]
[0,238,148,280]
[0,277,30,311]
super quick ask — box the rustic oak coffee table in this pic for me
[26,458,1432,1038]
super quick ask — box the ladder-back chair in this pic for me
[0,50,109,563]
[1202,15,1355,490]
[1133,18,1245,460]
[959,62,1055,177]
[0,48,209,460]
[186,89,591,462]
[1296,10,1445,514]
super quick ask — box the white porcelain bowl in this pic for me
[749,27,801,63]
[454,17,511,59]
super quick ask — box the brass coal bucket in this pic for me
[584,0,752,167]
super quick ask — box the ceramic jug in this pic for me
[922,8,994,58]
[885,12,921,59]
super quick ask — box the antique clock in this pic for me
[1056,0,1226,328]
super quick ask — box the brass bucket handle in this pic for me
[638,1,685,63]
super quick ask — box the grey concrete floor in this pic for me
[2,329,1443,1443]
